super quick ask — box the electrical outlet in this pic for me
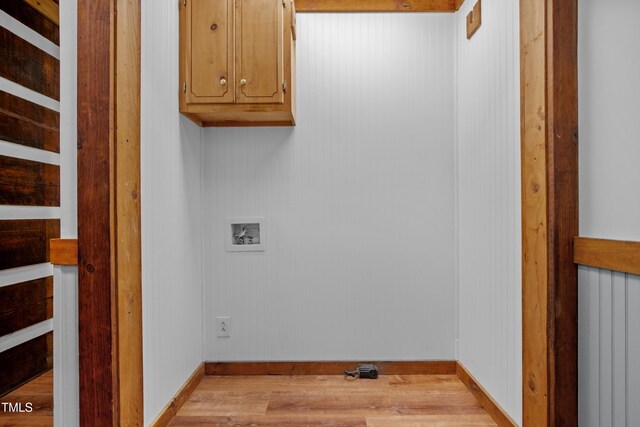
[216,316,230,337]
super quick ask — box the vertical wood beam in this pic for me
[77,0,116,423]
[520,0,578,426]
[77,0,142,425]
[115,0,143,424]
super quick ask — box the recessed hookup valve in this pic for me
[344,364,379,379]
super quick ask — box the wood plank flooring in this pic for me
[169,375,497,426]
[0,370,53,426]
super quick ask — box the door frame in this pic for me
[77,0,143,425]
[520,0,579,426]
[74,0,580,425]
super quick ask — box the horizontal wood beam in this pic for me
[23,0,59,26]
[50,239,78,266]
[575,237,640,276]
[295,0,456,13]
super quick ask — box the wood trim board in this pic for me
[115,0,144,423]
[295,0,457,13]
[149,363,205,427]
[456,363,518,427]
[205,361,457,375]
[77,0,143,425]
[575,237,640,276]
[520,0,579,425]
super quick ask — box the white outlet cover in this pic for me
[216,316,231,337]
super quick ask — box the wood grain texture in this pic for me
[0,333,52,397]
[167,374,496,426]
[0,1,59,44]
[0,27,59,100]
[0,155,59,206]
[0,276,53,336]
[49,238,78,265]
[205,361,457,376]
[575,237,640,276]
[188,0,234,104]
[520,0,579,425]
[456,363,518,427]
[0,219,59,271]
[149,363,205,427]
[23,0,59,25]
[115,0,143,424]
[520,0,549,422]
[77,0,143,424]
[545,1,579,426]
[235,0,284,104]
[0,91,60,152]
[0,369,53,425]
[180,0,296,126]
[454,0,465,10]
[295,0,456,12]
[77,0,116,423]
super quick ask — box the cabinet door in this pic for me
[235,0,284,104]
[188,0,234,104]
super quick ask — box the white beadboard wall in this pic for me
[578,1,640,425]
[141,0,204,424]
[578,267,640,426]
[203,13,457,362]
[579,0,640,242]
[455,0,522,424]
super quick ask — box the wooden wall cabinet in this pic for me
[180,0,296,127]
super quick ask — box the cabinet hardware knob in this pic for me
[220,78,227,85]
[211,23,218,30]
[240,79,247,86]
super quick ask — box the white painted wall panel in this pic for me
[579,0,640,241]
[578,267,640,427]
[455,0,521,424]
[578,1,640,424]
[203,13,456,362]
[141,0,204,424]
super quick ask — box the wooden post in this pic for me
[77,0,143,425]
[520,0,579,426]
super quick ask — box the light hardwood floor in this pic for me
[169,374,497,426]
[0,370,53,426]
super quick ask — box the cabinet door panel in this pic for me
[236,0,284,104]
[188,0,234,104]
